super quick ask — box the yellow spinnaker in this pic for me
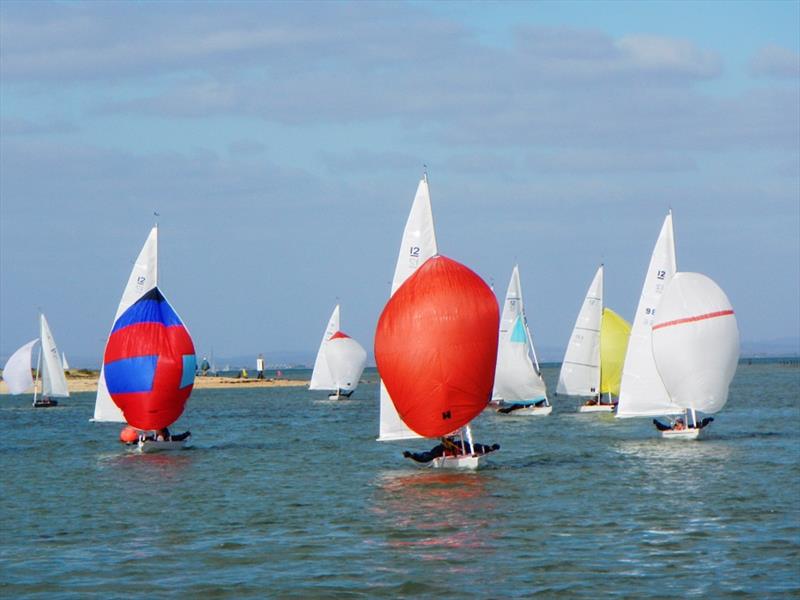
[600,308,631,397]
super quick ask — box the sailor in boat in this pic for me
[497,398,549,414]
[652,416,714,432]
[118,426,191,444]
[403,433,500,464]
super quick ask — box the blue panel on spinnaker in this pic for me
[111,288,182,333]
[510,317,527,343]
[105,355,158,393]
[180,355,196,389]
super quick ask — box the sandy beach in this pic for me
[0,372,309,394]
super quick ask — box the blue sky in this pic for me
[1,0,798,366]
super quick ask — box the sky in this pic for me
[1,0,798,367]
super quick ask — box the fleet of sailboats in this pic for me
[309,304,368,400]
[1,192,742,448]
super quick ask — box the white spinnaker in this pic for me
[40,314,69,398]
[556,265,603,396]
[378,176,437,441]
[325,335,367,393]
[493,265,547,402]
[93,225,158,422]
[617,212,681,418]
[309,305,340,390]
[2,339,38,394]
[652,272,739,414]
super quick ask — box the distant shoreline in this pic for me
[0,373,310,395]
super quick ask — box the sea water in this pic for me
[1,361,798,598]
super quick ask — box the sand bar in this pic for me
[0,373,309,394]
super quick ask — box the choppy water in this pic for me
[1,362,798,598]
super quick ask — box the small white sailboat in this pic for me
[2,314,70,407]
[493,264,551,416]
[557,265,631,413]
[309,304,368,400]
[650,272,739,439]
[62,352,70,371]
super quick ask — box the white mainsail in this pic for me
[309,305,340,390]
[652,272,739,414]
[39,314,69,398]
[557,265,603,397]
[2,339,38,395]
[378,175,437,441]
[617,212,681,418]
[93,225,158,422]
[493,264,547,403]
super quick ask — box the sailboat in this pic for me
[376,255,499,469]
[62,352,70,371]
[650,273,739,438]
[2,314,70,407]
[615,211,736,438]
[375,174,499,469]
[493,264,551,416]
[309,304,368,400]
[94,225,196,451]
[557,265,632,412]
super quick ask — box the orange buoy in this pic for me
[119,425,139,443]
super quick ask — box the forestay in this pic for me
[651,272,739,414]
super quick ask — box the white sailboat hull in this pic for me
[578,404,616,413]
[661,427,702,440]
[430,454,485,470]
[135,439,189,453]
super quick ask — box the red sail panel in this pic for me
[375,255,499,438]
[103,288,195,431]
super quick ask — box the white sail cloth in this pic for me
[40,314,69,398]
[94,225,158,422]
[2,339,38,394]
[378,176,437,441]
[493,265,547,402]
[617,212,681,418]
[652,272,739,414]
[557,265,603,397]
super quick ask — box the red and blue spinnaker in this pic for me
[103,287,195,431]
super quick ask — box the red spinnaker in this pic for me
[375,255,499,438]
